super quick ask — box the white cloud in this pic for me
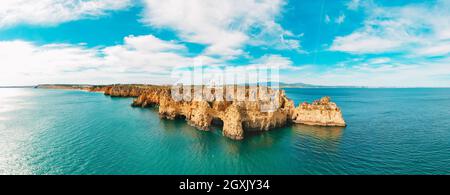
[285,56,450,87]
[250,54,301,70]
[141,0,301,59]
[330,0,450,56]
[368,57,391,64]
[122,35,187,52]
[0,35,201,85]
[0,34,306,86]
[0,40,102,74]
[331,32,402,53]
[416,42,450,57]
[0,0,306,85]
[346,0,361,10]
[0,40,104,85]
[102,34,193,74]
[0,0,131,28]
[335,14,346,24]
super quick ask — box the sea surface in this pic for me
[0,88,449,174]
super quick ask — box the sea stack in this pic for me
[292,96,346,127]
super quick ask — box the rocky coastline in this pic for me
[37,84,346,140]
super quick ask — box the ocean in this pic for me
[0,88,449,174]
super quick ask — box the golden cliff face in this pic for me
[38,84,346,140]
[291,96,346,127]
[129,86,295,140]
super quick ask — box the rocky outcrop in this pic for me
[292,96,346,127]
[222,104,244,140]
[37,84,346,140]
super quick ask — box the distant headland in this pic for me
[36,84,346,140]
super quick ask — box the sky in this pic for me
[0,0,449,87]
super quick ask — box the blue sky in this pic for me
[0,0,449,87]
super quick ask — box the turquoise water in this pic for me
[0,88,449,174]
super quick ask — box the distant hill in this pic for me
[251,82,366,88]
[277,82,321,88]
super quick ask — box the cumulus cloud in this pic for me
[141,0,301,59]
[0,0,131,28]
[330,0,450,56]
[0,35,202,85]
[0,40,102,74]
[0,0,306,85]
[0,40,104,85]
[102,35,193,74]
[331,32,402,53]
[325,0,450,87]
[286,56,450,87]
[5,34,305,85]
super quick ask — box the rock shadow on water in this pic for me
[293,124,344,141]
[158,114,292,157]
[292,124,345,152]
[219,126,293,154]
[159,115,200,137]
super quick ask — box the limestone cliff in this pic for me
[291,96,346,127]
[131,86,295,140]
[37,84,346,140]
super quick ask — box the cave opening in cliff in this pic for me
[211,117,224,128]
[174,115,186,120]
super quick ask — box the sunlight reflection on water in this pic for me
[0,88,35,174]
[0,88,33,120]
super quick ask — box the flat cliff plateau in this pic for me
[37,84,346,140]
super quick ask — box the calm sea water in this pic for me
[0,88,449,175]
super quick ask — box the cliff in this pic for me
[37,84,346,140]
[129,85,295,140]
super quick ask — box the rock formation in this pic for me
[292,96,346,127]
[37,84,346,140]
